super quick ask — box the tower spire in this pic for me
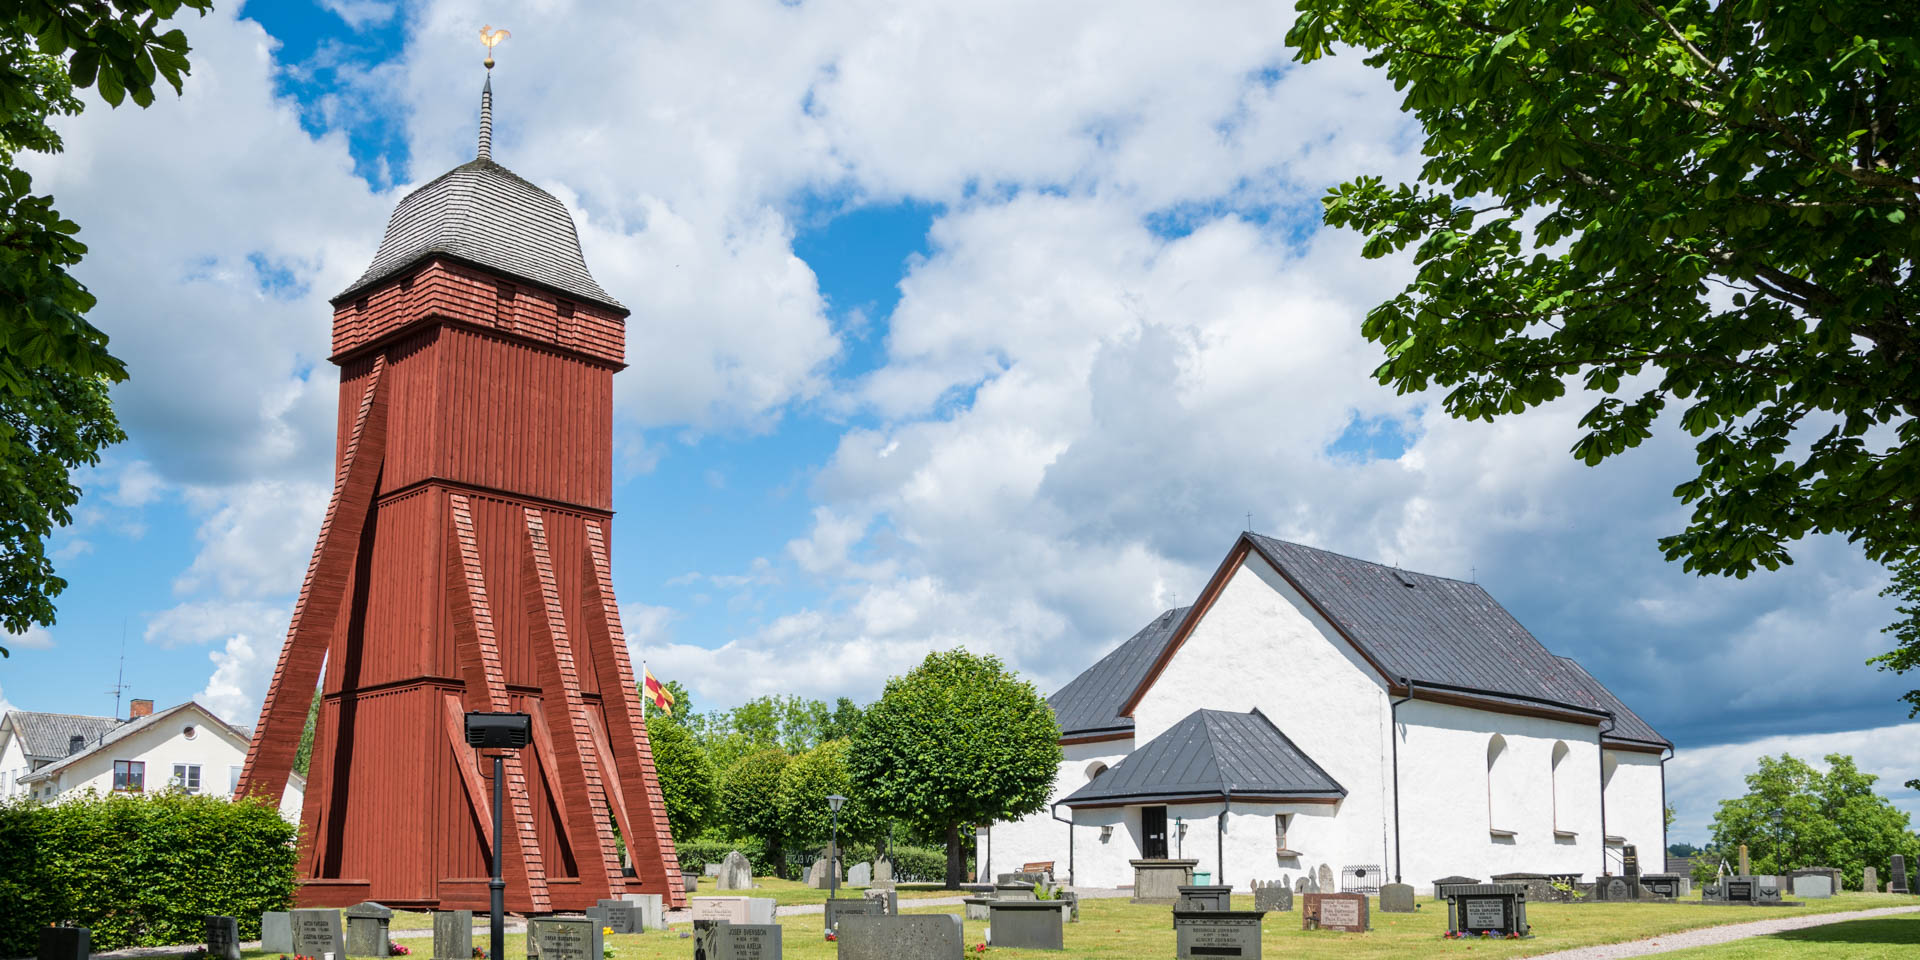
[478,24,510,162]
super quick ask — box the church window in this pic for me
[1551,741,1575,837]
[1085,761,1108,782]
[1486,734,1514,836]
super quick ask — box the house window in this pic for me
[172,764,202,794]
[183,725,196,740]
[230,765,244,793]
[1486,734,1513,836]
[1275,813,1296,854]
[113,760,145,792]
[1084,761,1109,782]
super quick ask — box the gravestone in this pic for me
[1623,844,1640,878]
[1864,866,1880,892]
[620,893,665,931]
[1432,876,1479,898]
[1293,876,1308,894]
[705,862,724,877]
[1129,859,1198,904]
[345,901,393,957]
[807,858,836,889]
[1173,910,1265,959]
[38,927,88,960]
[846,861,873,887]
[205,916,242,960]
[1591,876,1636,901]
[1379,883,1416,913]
[1318,863,1335,892]
[1793,875,1833,899]
[262,912,294,954]
[1892,855,1910,894]
[997,872,1046,885]
[1059,890,1080,922]
[962,897,994,921]
[995,882,1038,901]
[834,914,964,960]
[873,859,894,886]
[1301,892,1368,932]
[685,871,702,894]
[987,900,1065,950]
[1639,874,1683,899]
[1720,875,1784,903]
[291,908,346,959]
[718,850,754,891]
[1443,884,1529,938]
[1176,884,1234,911]
[863,887,900,916]
[1738,844,1751,876]
[824,896,886,932]
[1252,879,1292,912]
[693,897,777,925]
[529,917,601,960]
[695,922,782,960]
[432,911,473,960]
[595,899,639,934]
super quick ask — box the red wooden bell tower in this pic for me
[236,71,684,911]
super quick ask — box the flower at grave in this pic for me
[390,943,411,956]
[603,927,613,936]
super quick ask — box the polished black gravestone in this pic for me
[1640,874,1684,899]
[431,911,472,960]
[1173,910,1265,958]
[205,915,242,960]
[1443,884,1529,938]
[1893,855,1910,894]
[39,927,88,960]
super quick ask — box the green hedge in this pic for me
[674,837,779,878]
[672,839,963,884]
[0,791,298,955]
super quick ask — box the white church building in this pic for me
[985,533,1670,892]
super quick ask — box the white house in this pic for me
[985,533,1671,893]
[1,699,303,821]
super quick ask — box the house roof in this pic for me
[1047,607,1189,739]
[1060,708,1345,807]
[2,710,122,762]
[18,700,264,784]
[334,157,624,314]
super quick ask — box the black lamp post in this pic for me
[466,712,531,960]
[827,794,847,902]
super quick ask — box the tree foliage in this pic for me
[0,1,210,654]
[644,713,718,842]
[847,648,1060,887]
[1707,753,1920,888]
[776,739,883,852]
[721,748,791,874]
[1290,2,1920,709]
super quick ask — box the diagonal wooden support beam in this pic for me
[239,355,389,809]
[579,519,686,907]
[527,705,576,851]
[584,710,638,868]
[448,493,550,911]
[522,508,626,898]
[443,693,495,853]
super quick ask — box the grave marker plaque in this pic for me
[1301,893,1369,932]
[697,922,782,960]
[291,908,345,959]
[529,917,601,960]
[262,912,294,954]
[432,911,473,960]
[834,914,963,960]
[1640,875,1682,899]
[1623,845,1640,878]
[595,899,638,934]
[205,916,242,960]
[824,896,885,932]
[1443,884,1529,938]
[1173,910,1265,959]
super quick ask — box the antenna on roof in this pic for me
[106,620,129,719]
[1245,511,1253,532]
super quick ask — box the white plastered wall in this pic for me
[1395,699,1605,884]
[1603,749,1667,871]
[0,730,31,799]
[984,739,1132,884]
[1129,552,1395,890]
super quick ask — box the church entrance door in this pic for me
[1142,805,1168,859]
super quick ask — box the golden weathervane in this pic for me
[480,25,510,70]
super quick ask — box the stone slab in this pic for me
[825,897,886,932]
[692,896,776,925]
[594,899,638,934]
[696,922,782,960]
[261,913,293,954]
[205,916,242,960]
[1892,855,1909,894]
[1252,880,1292,912]
[431,911,472,960]
[528,918,601,960]
[1176,885,1234,911]
[346,912,391,957]
[987,900,1064,950]
[862,888,899,916]
[1378,883,1415,913]
[38,927,88,960]
[1129,859,1198,904]
[1864,866,1880,893]
[1301,893,1369,932]
[834,914,963,960]
[1173,910,1264,959]
[718,851,754,891]
[291,908,346,959]
[620,893,664,931]
[1793,875,1833,898]
[963,897,993,921]
[847,862,872,887]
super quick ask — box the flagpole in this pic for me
[642,659,649,720]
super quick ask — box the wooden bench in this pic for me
[1023,861,1056,878]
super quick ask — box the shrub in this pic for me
[673,837,779,878]
[885,845,965,884]
[0,791,297,955]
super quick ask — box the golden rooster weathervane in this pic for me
[480,24,510,70]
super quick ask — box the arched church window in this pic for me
[1551,741,1573,836]
[1486,734,1513,835]
[1085,761,1109,782]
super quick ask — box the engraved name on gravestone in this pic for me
[1302,893,1368,933]
[432,911,473,960]
[1173,911,1264,959]
[530,918,601,960]
[262,912,293,954]
[595,900,638,934]
[1622,845,1639,878]
[699,922,782,960]
[291,909,345,959]
[824,897,886,932]
[205,916,241,960]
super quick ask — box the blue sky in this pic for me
[5,0,1917,841]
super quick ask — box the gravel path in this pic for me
[1524,903,1920,959]
[663,884,1132,921]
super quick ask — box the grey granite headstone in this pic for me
[825,896,886,932]
[1893,855,1910,894]
[1432,876,1479,898]
[1864,866,1880,892]
[1176,885,1234,911]
[834,914,963,960]
[847,861,872,887]
[1253,879,1292,912]
[1318,863,1334,892]
[808,858,831,889]
[431,911,472,960]
[685,871,702,894]
[873,859,893,885]
[262,912,294,954]
[995,882,1038,901]
[987,900,1065,950]
[345,902,393,957]
[696,922,782,960]
[595,899,639,934]
[963,897,993,921]
[620,893,664,931]
[1294,876,1308,894]
[1379,883,1416,913]
[705,862,723,877]
[718,850,754,891]
[585,905,610,935]
[205,916,242,960]
[863,887,900,916]
[291,908,345,959]
[38,927,88,960]
[1173,910,1264,959]
[1443,884,1529,937]
[1793,874,1833,898]
[529,917,601,960]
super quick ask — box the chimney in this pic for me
[68,734,86,756]
[129,699,153,720]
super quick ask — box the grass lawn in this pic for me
[680,875,961,905]
[1637,912,1920,960]
[284,891,1914,959]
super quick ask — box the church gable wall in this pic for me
[1604,749,1667,872]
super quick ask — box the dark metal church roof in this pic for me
[334,157,624,314]
[1060,709,1345,807]
[1243,534,1669,747]
[1047,606,1189,738]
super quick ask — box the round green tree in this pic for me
[776,739,882,858]
[1707,753,1920,889]
[721,748,792,877]
[848,648,1060,887]
[645,713,717,842]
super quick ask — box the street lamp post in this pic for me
[466,712,532,960]
[827,794,847,904]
